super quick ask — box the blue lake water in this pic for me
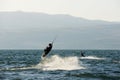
[0,50,120,80]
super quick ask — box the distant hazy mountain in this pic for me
[0,12,120,49]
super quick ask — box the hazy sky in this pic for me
[0,0,120,22]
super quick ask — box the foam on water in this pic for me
[35,55,85,70]
[0,55,105,71]
[80,56,105,60]
[0,55,85,71]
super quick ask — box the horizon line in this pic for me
[0,48,120,50]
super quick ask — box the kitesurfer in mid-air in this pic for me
[42,43,53,57]
[81,51,85,57]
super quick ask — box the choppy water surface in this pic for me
[0,50,120,80]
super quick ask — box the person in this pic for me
[42,43,53,57]
[81,51,85,57]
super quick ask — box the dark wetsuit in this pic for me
[42,43,53,57]
[81,51,85,57]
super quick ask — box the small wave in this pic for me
[35,55,85,71]
[80,56,105,60]
[0,66,35,71]
[112,60,120,63]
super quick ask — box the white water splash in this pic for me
[80,56,105,60]
[35,55,85,70]
[0,55,85,71]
